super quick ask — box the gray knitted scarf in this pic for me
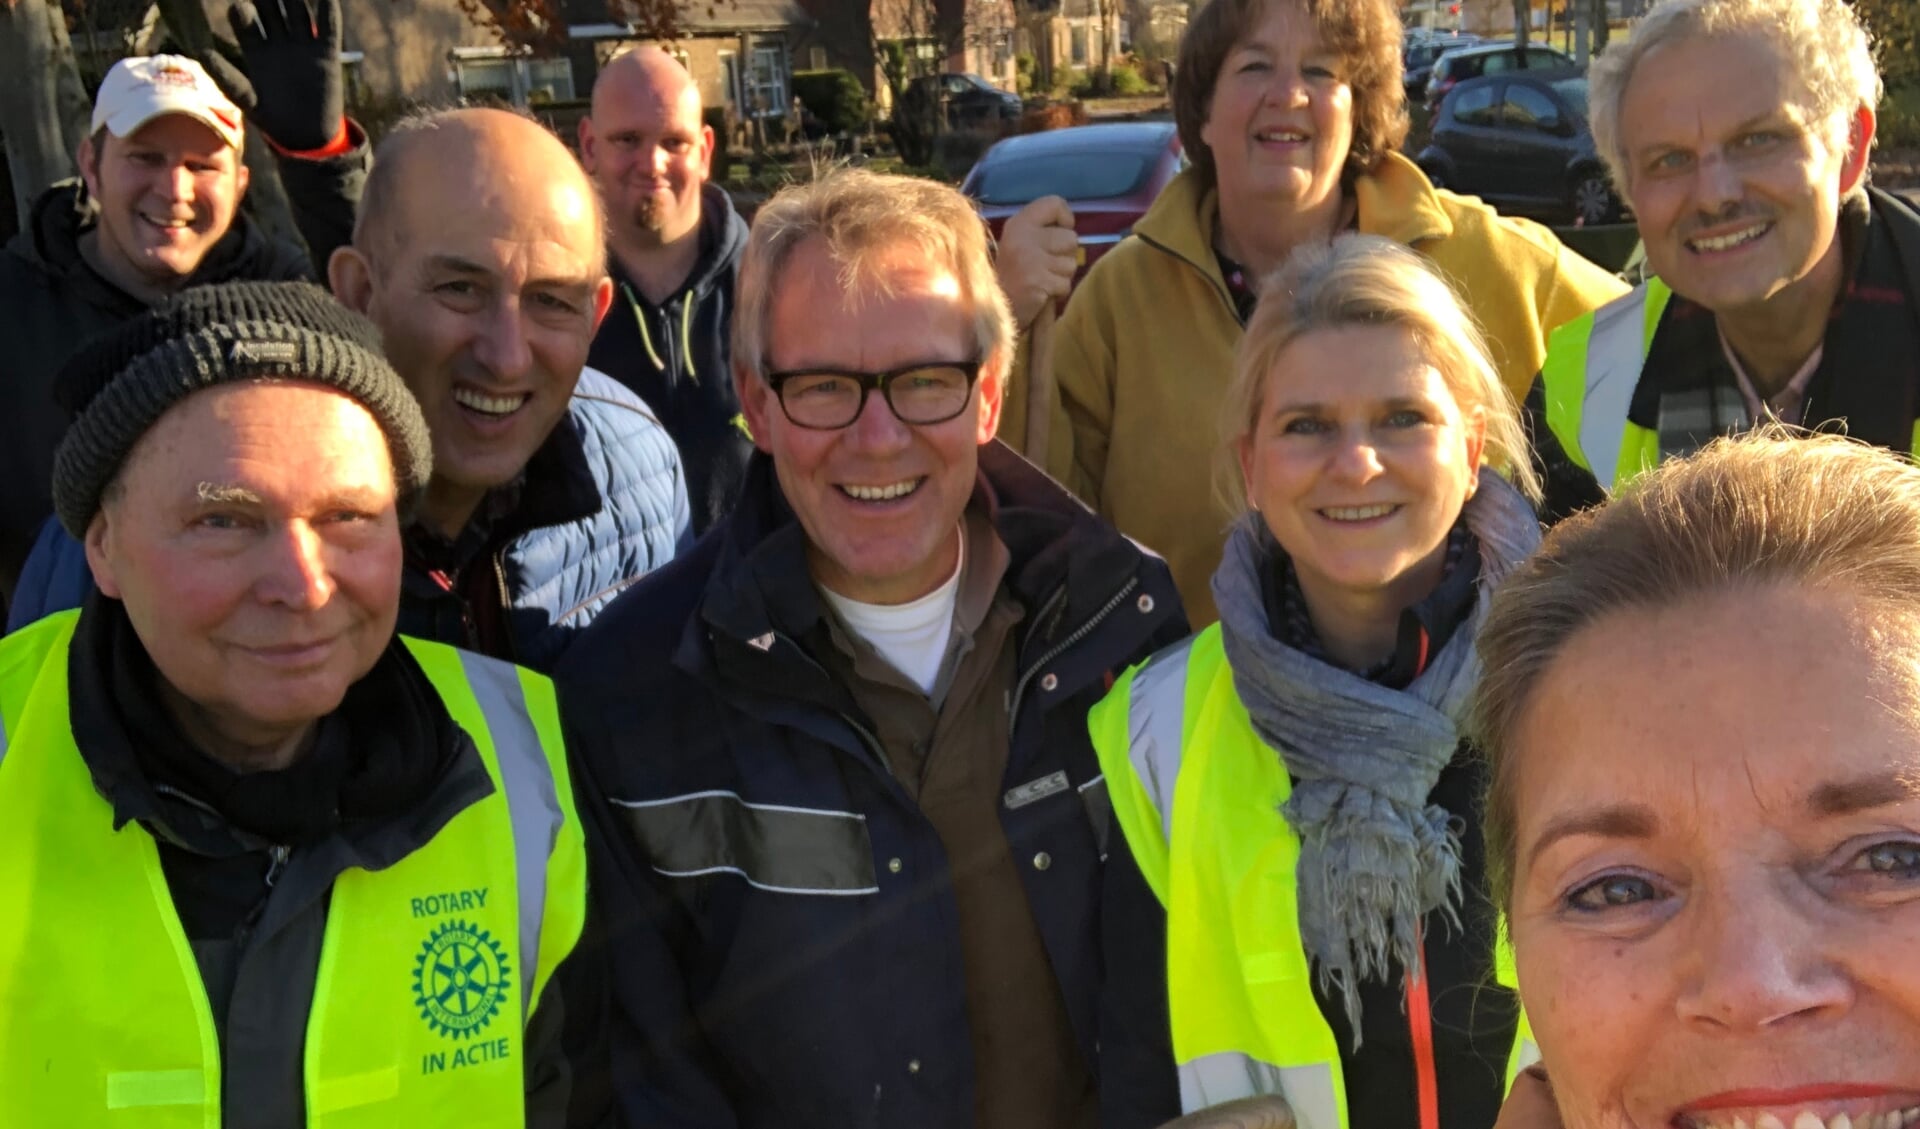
[1210,469,1541,1042]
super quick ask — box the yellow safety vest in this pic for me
[1088,625,1538,1128]
[0,611,587,1126]
[1542,277,1920,489]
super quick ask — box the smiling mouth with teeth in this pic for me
[839,479,924,502]
[451,388,531,417]
[1687,222,1772,253]
[1679,1107,1920,1129]
[1319,503,1398,522]
[141,213,195,231]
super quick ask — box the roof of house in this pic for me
[568,0,811,34]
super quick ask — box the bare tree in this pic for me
[872,0,964,164]
[0,0,92,230]
[1014,0,1057,90]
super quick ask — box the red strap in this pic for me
[1407,928,1441,1129]
[267,117,354,159]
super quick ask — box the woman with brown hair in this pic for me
[998,0,1624,627]
[1474,429,1920,1129]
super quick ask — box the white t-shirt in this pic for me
[818,528,966,697]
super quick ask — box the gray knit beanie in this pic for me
[52,280,433,537]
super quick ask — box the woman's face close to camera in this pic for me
[1506,582,1920,1129]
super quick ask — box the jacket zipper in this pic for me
[1134,231,1243,325]
[762,630,893,775]
[1006,576,1140,733]
[262,843,291,888]
[1407,925,1441,1129]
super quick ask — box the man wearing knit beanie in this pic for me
[0,279,592,1127]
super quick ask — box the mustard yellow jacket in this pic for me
[998,152,1628,625]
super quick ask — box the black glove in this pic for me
[202,0,344,151]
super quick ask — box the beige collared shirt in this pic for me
[1720,324,1824,426]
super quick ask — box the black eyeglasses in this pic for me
[765,360,983,430]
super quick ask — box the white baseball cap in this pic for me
[91,55,245,150]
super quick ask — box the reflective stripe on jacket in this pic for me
[1541,278,1672,490]
[1541,277,1920,489]
[0,611,587,1125]
[1088,625,1539,1127]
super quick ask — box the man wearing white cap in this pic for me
[0,0,367,611]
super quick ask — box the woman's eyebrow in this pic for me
[1808,771,1920,817]
[1526,803,1658,870]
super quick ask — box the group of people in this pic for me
[3,0,1919,1125]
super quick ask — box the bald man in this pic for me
[9,108,692,671]
[579,47,753,534]
[329,107,690,669]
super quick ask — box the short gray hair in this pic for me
[731,167,1014,387]
[1589,0,1880,195]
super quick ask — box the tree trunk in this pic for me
[1512,0,1531,46]
[0,0,89,230]
[1590,0,1610,55]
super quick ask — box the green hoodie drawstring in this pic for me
[623,282,698,383]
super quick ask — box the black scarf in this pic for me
[1631,189,1920,458]
[74,596,455,848]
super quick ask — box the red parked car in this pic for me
[962,121,1185,289]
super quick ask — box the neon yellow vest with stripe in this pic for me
[0,610,588,1126]
[1088,624,1539,1127]
[1542,277,1920,489]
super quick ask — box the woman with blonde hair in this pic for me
[1092,234,1542,1129]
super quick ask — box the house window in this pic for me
[808,45,827,71]
[340,49,368,109]
[450,48,576,106]
[746,44,789,118]
[1071,25,1088,64]
[719,49,742,112]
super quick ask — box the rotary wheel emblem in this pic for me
[413,919,512,1038]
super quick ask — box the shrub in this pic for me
[1015,52,1037,95]
[889,79,941,167]
[1859,0,1920,89]
[793,69,870,136]
[1110,64,1152,95]
[1017,101,1090,134]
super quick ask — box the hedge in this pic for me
[793,69,871,136]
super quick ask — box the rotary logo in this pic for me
[412,919,511,1039]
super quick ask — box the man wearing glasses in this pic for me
[558,169,1187,1129]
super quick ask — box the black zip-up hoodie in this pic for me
[588,182,754,536]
